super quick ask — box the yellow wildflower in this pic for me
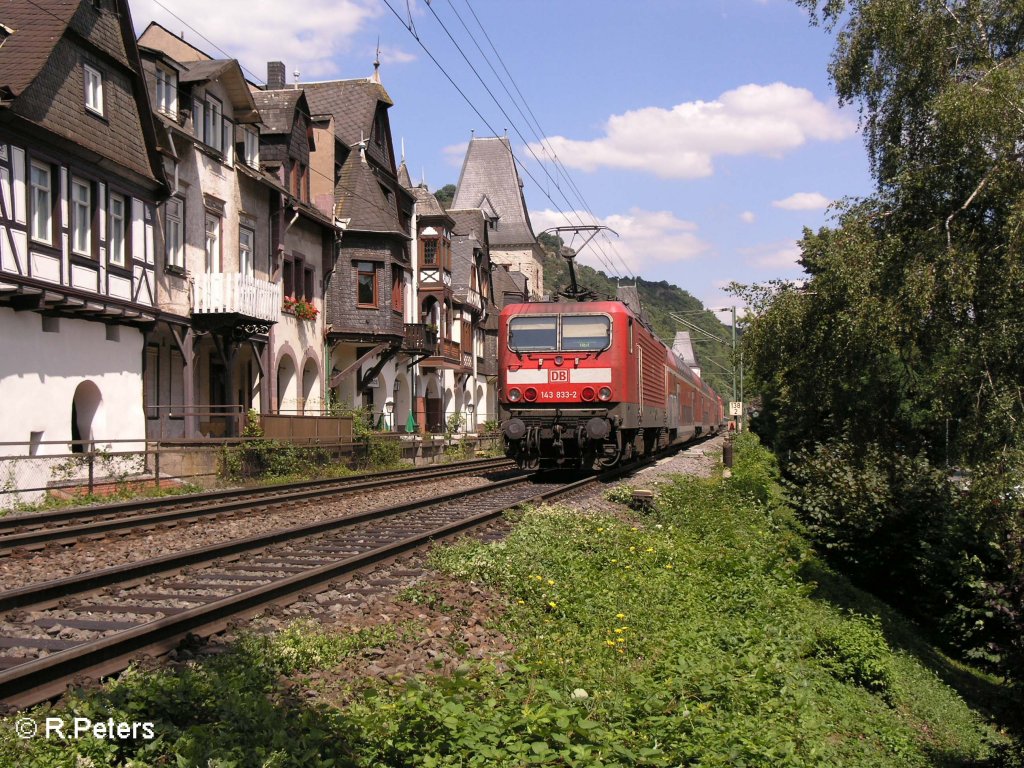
[549,601,557,609]
[616,613,625,619]
[547,579,555,585]
[665,564,673,569]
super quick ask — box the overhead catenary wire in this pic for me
[381,0,630,282]
[431,0,635,280]
[145,0,626,284]
[451,0,635,279]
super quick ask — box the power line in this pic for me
[382,0,626,280]
[452,0,635,279]
[437,0,635,280]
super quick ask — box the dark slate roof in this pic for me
[0,0,163,187]
[449,209,485,297]
[179,59,259,122]
[252,89,303,134]
[451,136,537,247]
[303,78,392,150]
[493,264,528,307]
[411,185,448,219]
[397,160,413,189]
[0,1,88,98]
[334,154,405,235]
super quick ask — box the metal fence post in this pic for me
[87,450,95,495]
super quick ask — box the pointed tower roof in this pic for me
[451,136,537,247]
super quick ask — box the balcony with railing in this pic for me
[420,337,466,370]
[461,288,482,312]
[402,323,438,355]
[192,272,282,325]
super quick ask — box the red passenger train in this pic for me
[498,297,725,469]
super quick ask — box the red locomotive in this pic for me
[498,270,725,470]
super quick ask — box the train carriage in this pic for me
[498,298,724,469]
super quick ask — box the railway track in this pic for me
[0,447,676,710]
[0,457,515,555]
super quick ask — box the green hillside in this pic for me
[538,248,738,402]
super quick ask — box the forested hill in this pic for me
[538,248,737,401]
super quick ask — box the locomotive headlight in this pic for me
[598,386,613,401]
[507,388,522,402]
[524,387,538,402]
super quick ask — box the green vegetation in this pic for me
[734,0,1024,691]
[0,481,204,517]
[4,433,1011,766]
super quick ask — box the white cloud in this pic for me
[772,191,831,210]
[527,83,854,179]
[442,142,469,167]
[130,0,383,79]
[530,208,711,276]
[739,240,803,269]
[376,45,417,66]
[740,211,756,224]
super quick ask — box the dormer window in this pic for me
[84,64,103,116]
[194,92,224,154]
[155,67,177,118]
[241,125,259,169]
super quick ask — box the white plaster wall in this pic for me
[0,309,145,453]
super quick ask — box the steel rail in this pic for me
[0,458,515,554]
[0,470,610,709]
[0,457,514,534]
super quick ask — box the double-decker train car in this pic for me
[498,298,725,469]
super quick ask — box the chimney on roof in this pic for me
[267,61,286,90]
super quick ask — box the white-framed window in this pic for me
[203,94,223,153]
[164,197,183,269]
[239,225,254,275]
[71,177,92,256]
[84,64,103,115]
[204,213,220,273]
[242,126,259,169]
[155,67,177,117]
[108,193,127,267]
[29,160,52,245]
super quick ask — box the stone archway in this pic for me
[70,380,103,453]
[276,354,297,414]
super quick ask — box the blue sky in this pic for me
[131,0,874,317]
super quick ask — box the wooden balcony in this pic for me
[402,323,438,355]
[192,272,281,325]
[420,338,466,370]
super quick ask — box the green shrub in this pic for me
[729,430,782,505]
[367,436,402,469]
[810,612,897,701]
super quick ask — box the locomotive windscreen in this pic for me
[507,313,611,352]
[508,315,557,351]
[561,315,611,351]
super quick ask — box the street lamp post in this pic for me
[385,399,394,432]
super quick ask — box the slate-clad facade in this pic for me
[303,73,419,425]
[0,0,167,487]
[451,136,545,299]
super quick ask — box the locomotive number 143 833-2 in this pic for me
[539,390,577,400]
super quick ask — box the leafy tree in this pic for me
[734,0,1024,680]
[434,184,456,209]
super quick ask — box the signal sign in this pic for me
[729,401,743,416]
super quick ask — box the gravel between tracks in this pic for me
[0,473,505,591]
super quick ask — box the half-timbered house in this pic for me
[0,0,167,455]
